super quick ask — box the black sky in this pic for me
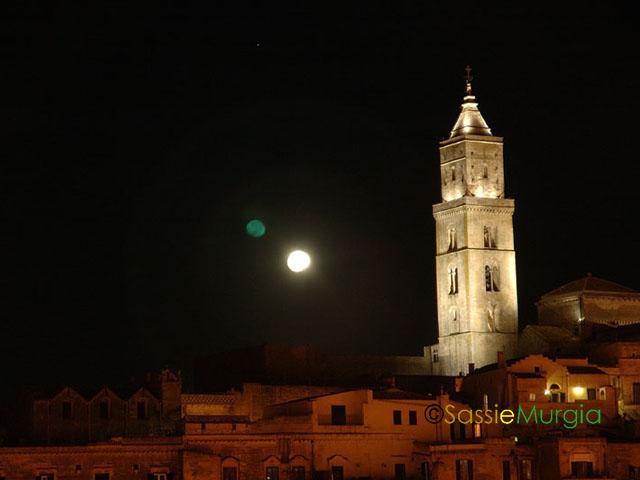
[1,2,638,393]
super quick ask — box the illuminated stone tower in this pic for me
[425,69,518,376]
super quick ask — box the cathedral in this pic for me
[425,74,518,376]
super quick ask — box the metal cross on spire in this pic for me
[464,65,473,96]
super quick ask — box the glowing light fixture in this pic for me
[287,250,311,273]
[544,389,551,396]
[572,386,585,396]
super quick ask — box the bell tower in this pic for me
[426,68,518,376]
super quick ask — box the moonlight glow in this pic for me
[287,250,311,272]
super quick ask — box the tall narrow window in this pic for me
[331,466,344,480]
[62,401,72,420]
[136,401,146,420]
[433,350,439,363]
[485,266,499,292]
[409,410,417,425]
[449,268,458,295]
[519,460,533,480]
[455,460,473,480]
[483,226,496,248]
[99,400,109,419]
[633,383,640,404]
[448,228,457,251]
[223,468,238,480]
[422,462,432,480]
[394,464,406,480]
[451,166,456,181]
[485,266,492,291]
[487,304,497,332]
[502,461,511,480]
[482,163,488,179]
[393,410,402,425]
[266,467,279,480]
[291,467,305,480]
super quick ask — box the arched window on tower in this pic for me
[449,267,459,295]
[448,228,457,251]
[487,304,497,332]
[485,266,492,291]
[483,226,497,248]
[492,266,500,292]
[485,266,500,292]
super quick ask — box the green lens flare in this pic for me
[245,219,266,238]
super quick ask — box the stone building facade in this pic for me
[29,369,182,444]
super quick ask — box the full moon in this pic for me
[287,250,311,272]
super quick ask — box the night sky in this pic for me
[2,3,637,394]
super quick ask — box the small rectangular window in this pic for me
[394,464,406,480]
[587,388,596,400]
[409,410,417,425]
[528,393,536,401]
[152,474,167,480]
[266,467,279,480]
[393,410,402,425]
[137,401,146,419]
[331,405,346,425]
[291,467,305,480]
[571,461,593,478]
[94,474,110,480]
[502,460,510,480]
[473,423,482,438]
[331,466,343,480]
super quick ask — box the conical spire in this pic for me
[449,66,492,138]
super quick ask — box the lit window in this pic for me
[528,393,536,401]
[473,423,482,438]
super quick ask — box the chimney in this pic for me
[468,363,475,374]
[497,351,506,367]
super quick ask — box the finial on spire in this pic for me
[464,65,473,96]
